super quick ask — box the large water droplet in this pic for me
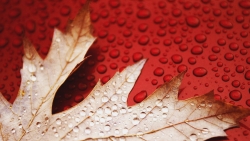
[134,91,147,103]
[193,67,207,77]
[186,16,200,27]
[219,20,233,29]
[229,90,242,101]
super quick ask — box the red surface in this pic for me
[0,0,250,140]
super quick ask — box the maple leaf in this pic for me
[0,1,250,141]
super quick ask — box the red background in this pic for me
[0,0,250,140]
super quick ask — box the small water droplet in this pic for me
[162,106,168,113]
[132,117,140,125]
[115,129,120,134]
[202,128,209,134]
[36,122,41,128]
[155,99,163,107]
[189,134,197,141]
[80,110,86,117]
[85,127,91,134]
[102,96,109,103]
[40,64,44,70]
[123,127,128,134]
[56,118,61,125]
[104,124,111,131]
[140,112,146,118]
[54,132,59,137]
[28,64,36,73]
[73,126,79,132]
[111,95,118,101]
[11,129,15,134]
[30,74,36,81]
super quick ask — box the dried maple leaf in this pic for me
[1,1,250,141]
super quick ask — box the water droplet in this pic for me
[189,134,197,141]
[102,96,109,103]
[85,127,91,134]
[54,132,59,137]
[172,8,182,17]
[163,74,173,82]
[111,95,118,102]
[73,126,79,132]
[154,67,164,76]
[109,49,120,58]
[219,20,233,29]
[179,44,188,52]
[171,54,183,64]
[28,64,36,73]
[60,5,71,16]
[239,1,250,9]
[195,34,207,43]
[80,110,86,117]
[132,117,140,125]
[245,70,250,80]
[159,57,168,64]
[163,39,172,46]
[25,20,36,33]
[138,23,148,32]
[212,46,220,53]
[236,65,245,73]
[188,57,196,65]
[133,52,143,62]
[186,16,200,27]
[138,35,149,45]
[156,99,163,107]
[137,9,151,19]
[104,124,111,131]
[191,45,203,55]
[229,43,239,51]
[11,129,15,134]
[162,106,168,113]
[139,112,146,118]
[134,91,147,103]
[177,64,188,73]
[109,0,120,8]
[202,128,209,134]
[208,55,218,61]
[229,90,242,101]
[217,38,226,46]
[97,64,107,74]
[123,127,128,134]
[8,8,21,18]
[243,41,250,48]
[105,107,111,115]
[56,118,61,125]
[36,122,41,128]
[150,47,160,56]
[193,67,207,77]
[0,38,9,48]
[224,53,234,61]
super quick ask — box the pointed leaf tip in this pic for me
[23,37,37,60]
